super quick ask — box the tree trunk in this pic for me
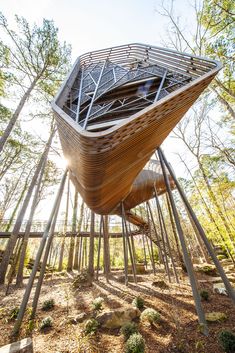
[31,186,62,318]
[5,172,31,232]
[13,170,67,334]
[67,190,78,271]
[58,178,70,271]
[0,129,55,284]
[16,156,48,286]
[88,211,95,276]
[158,148,208,335]
[103,215,110,278]
[0,77,38,153]
[178,156,223,237]
[73,201,84,270]
[160,148,235,304]
[198,160,235,251]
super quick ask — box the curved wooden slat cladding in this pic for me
[52,43,221,215]
[114,169,175,227]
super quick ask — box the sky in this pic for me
[0,0,195,60]
[0,0,197,156]
[0,0,202,220]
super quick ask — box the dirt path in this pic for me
[0,271,234,353]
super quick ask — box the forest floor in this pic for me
[0,264,235,353]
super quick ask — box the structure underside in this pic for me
[52,43,221,214]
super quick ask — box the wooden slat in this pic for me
[52,43,221,215]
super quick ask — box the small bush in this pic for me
[217,254,227,260]
[42,299,55,311]
[9,307,19,320]
[218,330,235,353]
[120,322,138,341]
[92,297,104,311]
[40,316,53,330]
[84,319,99,335]
[132,296,144,310]
[200,290,209,301]
[125,333,145,353]
[140,308,160,325]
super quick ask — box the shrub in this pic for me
[9,307,19,320]
[200,290,209,301]
[120,322,138,341]
[92,297,104,311]
[218,330,235,353]
[197,264,217,276]
[42,299,55,311]
[125,333,145,353]
[84,319,99,335]
[132,296,144,310]
[217,254,227,260]
[140,308,160,325]
[40,316,53,330]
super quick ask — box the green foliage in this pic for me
[27,319,34,333]
[140,308,160,325]
[40,316,53,330]
[120,322,138,341]
[9,306,19,320]
[132,296,144,310]
[23,246,31,268]
[0,41,9,96]
[42,299,55,311]
[125,333,145,353]
[92,297,104,311]
[218,330,235,353]
[84,319,99,335]
[217,254,227,260]
[0,12,71,97]
[200,290,209,301]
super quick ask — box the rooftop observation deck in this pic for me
[52,43,221,215]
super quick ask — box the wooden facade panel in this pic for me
[52,43,221,215]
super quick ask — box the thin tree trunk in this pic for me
[13,170,67,334]
[198,160,235,251]
[0,129,55,284]
[142,233,148,268]
[178,155,223,237]
[0,77,38,153]
[16,157,48,286]
[73,201,84,270]
[67,190,78,271]
[78,236,83,272]
[186,207,210,263]
[180,159,235,262]
[58,178,70,271]
[160,148,235,303]
[5,172,32,232]
[165,194,184,267]
[103,215,110,279]
[96,216,102,280]
[155,193,179,283]
[88,211,95,277]
[0,167,27,224]
[31,184,62,318]
[158,148,208,335]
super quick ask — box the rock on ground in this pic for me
[213,283,227,296]
[205,312,228,322]
[0,338,33,353]
[96,307,140,329]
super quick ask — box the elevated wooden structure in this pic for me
[52,43,221,214]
